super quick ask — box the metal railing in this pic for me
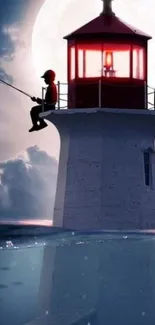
[147,85,155,110]
[41,81,155,111]
[41,81,68,112]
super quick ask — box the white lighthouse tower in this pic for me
[41,0,155,231]
[30,2,155,325]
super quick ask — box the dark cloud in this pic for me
[0,0,45,84]
[0,0,28,58]
[0,0,34,26]
[0,0,45,52]
[0,146,58,221]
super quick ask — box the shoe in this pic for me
[36,121,48,131]
[29,125,38,132]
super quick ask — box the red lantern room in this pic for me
[64,0,152,109]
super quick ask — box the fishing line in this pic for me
[0,78,33,98]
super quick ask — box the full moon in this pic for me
[31,0,102,81]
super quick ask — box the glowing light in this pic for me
[105,51,113,68]
[77,46,130,78]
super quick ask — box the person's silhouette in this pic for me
[29,70,57,132]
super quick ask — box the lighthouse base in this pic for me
[41,108,155,231]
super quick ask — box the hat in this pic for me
[41,69,55,80]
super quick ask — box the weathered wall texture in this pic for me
[44,108,155,230]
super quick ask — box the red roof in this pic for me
[64,14,152,40]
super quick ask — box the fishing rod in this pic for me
[0,78,33,98]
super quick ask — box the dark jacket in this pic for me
[37,83,57,105]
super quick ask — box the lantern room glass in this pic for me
[132,46,145,80]
[77,44,131,79]
[70,46,75,80]
[70,43,145,81]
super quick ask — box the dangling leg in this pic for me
[36,104,48,130]
[29,105,47,132]
[29,105,40,132]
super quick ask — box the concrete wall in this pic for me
[44,108,155,230]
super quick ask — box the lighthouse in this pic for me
[32,2,155,325]
[41,0,155,231]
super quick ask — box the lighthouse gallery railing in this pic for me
[41,81,155,111]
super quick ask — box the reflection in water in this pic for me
[0,284,8,289]
[0,230,155,325]
[0,219,53,226]
[12,281,23,286]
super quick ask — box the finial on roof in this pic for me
[100,0,115,16]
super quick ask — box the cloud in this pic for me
[0,24,18,82]
[0,146,58,222]
[2,24,25,48]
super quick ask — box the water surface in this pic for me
[0,226,155,325]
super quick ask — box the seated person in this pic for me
[29,69,57,132]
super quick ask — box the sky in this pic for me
[0,0,155,224]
